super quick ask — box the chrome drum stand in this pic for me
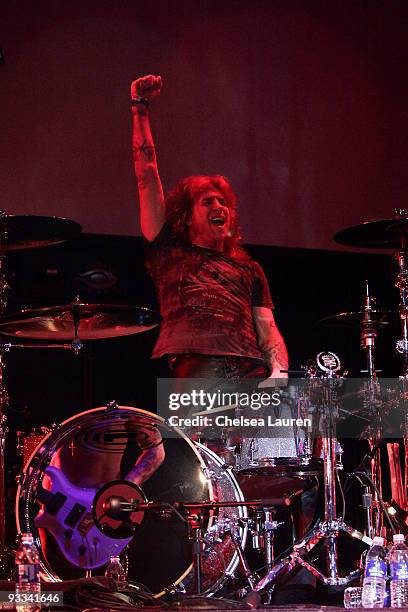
[252,353,370,592]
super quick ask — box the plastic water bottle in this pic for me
[15,532,41,611]
[105,555,126,586]
[361,536,388,608]
[389,533,408,608]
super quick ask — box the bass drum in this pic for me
[16,405,246,597]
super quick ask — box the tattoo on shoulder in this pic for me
[133,139,155,162]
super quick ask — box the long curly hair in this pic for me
[165,175,248,258]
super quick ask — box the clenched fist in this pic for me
[131,74,162,102]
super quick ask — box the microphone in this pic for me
[93,480,146,539]
[103,496,130,520]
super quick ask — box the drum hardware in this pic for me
[395,247,408,376]
[249,353,371,590]
[187,512,204,594]
[361,281,380,379]
[362,486,374,539]
[207,509,285,592]
[202,467,224,481]
[335,214,408,516]
[359,282,386,535]
[163,582,187,597]
[395,245,408,512]
[248,509,284,572]
[0,213,83,577]
[248,439,258,466]
[16,426,53,465]
[385,500,408,536]
[336,442,344,470]
[100,497,291,515]
[99,493,285,596]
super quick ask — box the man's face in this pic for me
[188,188,231,251]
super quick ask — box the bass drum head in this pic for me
[16,406,245,597]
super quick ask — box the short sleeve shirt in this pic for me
[145,225,274,360]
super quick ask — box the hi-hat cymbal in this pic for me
[0,215,82,251]
[0,303,161,340]
[318,310,396,328]
[334,218,408,249]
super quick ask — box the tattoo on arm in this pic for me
[132,138,156,162]
[258,320,288,371]
[263,341,288,369]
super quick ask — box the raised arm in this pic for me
[253,306,289,386]
[131,74,165,241]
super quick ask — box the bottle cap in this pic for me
[373,536,385,545]
[393,534,405,543]
[21,532,33,542]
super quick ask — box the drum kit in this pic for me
[0,211,407,603]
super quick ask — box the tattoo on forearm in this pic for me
[262,323,288,370]
[133,139,155,162]
[264,343,287,367]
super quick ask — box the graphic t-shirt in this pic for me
[145,225,274,360]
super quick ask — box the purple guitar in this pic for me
[35,466,144,569]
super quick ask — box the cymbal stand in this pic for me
[360,281,378,380]
[360,281,384,536]
[393,240,408,512]
[251,356,370,590]
[0,212,11,574]
[395,246,408,377]
[0,342,9,557]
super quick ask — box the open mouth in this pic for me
[210,216,226,227]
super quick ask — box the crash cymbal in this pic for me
[0,215,81,251]
[318,310,396,327]
[0,303,161,340]
[334,218,408,249]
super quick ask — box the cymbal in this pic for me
[334,218,408,249]
[0,215,82,251]
[318,310,396,328]
[0,303,161,340]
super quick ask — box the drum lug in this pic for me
[202,467,223,481]
[105,400,119,411]
[336,442,344,470]
[163,582,186,596]
[16,431,24,457]
[225,569,236,580]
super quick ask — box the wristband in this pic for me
[131,96,150,108]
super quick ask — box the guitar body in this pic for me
[35,466,132,569]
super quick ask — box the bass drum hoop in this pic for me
[16,406,246,597]
[194,442,247,596]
